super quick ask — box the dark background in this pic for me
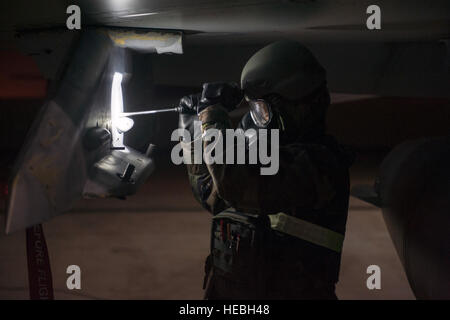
[0,46,448,299]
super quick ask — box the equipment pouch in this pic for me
[210,209,271,291]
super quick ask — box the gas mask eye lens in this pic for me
[249,99,272,128]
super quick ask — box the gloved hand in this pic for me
[178,82,243,116]
[178,93,202,115]
[178,93,203,166]
[179,93,202,138]
[200,82,243,113]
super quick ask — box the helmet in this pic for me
[241,40,326,101]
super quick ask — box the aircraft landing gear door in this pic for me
[5,28,183,234]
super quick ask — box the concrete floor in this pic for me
[0,157,415,300]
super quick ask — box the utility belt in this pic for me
[204,208,344,297]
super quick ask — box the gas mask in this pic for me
[245,95,273,128]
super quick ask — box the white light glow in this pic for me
[120,12,159,18]
[111,72,124,148]
[116,116,134,133]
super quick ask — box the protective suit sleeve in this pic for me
[197,105,337,214]
[179,112,230,214]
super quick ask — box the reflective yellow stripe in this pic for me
[268,213,344,252]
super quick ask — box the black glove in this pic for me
[179,93,202,137]
[178,93,202,115]
[200,82,243,113]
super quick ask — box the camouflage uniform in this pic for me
[183,104,352,299]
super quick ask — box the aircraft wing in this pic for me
[5,28,183,233]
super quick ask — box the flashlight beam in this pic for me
[119,107,180,117]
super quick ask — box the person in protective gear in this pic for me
[178,40,353,299]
